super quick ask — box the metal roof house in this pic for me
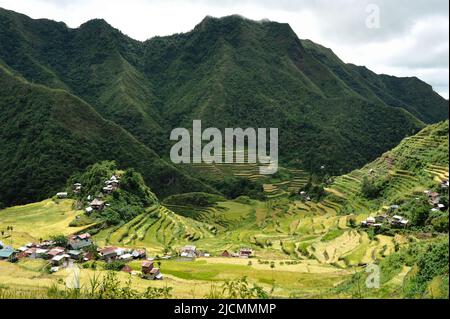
[0,247,16,260]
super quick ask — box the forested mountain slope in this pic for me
[0,8,448,206]
[0,65,212,207]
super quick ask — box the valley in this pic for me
[0,8,448,300]
[1,121,448,299]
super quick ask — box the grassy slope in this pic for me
[0,199,92,246]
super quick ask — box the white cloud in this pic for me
[0,0,448,98]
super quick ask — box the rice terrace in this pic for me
[0,2,449,301]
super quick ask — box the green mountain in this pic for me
[0,8,448,206]
[0,64,212,207]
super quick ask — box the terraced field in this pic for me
[326,121,449,213]
[95,205,214,252]
[179,150,311,198]
[0,122,447,299]
[0,199,96,246]
[263,169,310,198]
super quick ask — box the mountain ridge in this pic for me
[0,7,448,206]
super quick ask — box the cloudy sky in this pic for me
[1,0,448,98]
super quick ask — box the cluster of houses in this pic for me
[103,175,120,194]
[221,248,253,258]
[0,233,164,280]
[178,246,253,259]
[361,214,409,229]
[84,176,121,213]
[55,175,122,215]
[98,246,146,263]
[2,234,259,281]
[361,205,409,229]
[179,245,210,258]
[424,189,447,212]
[0,234,94,270]
[361,186,449,231]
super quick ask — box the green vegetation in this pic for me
[335,237,449,299]
[0,199,93,246]
[1,9,448,208]
[0,8,448,300]
[0,63,212,207]
[69,161,158,225]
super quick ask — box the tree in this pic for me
[270,261,275,282]
[361,177,382,199]
[51,234,68,247]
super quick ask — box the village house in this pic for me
[83,251,96,262]
[441,180,449,189]
[0,247,16,261]
[141,260,154,276]
[39,240,55,249]
[73,183,82,193]
[390,215,409,228]
[99,247,118,262]
[85,206,93,215]
[114,248,127,257]
[90,198,105,211]
[110,175,120,189]
[16,251,29,260]
[56,192,68,199]
[51,254,70,266]
[141,261,162,280]
[148,268,162,280]
[180,245,197,258]
[17,246,28,252]
[239,248,253,258]
[104,175,120,192]
[131,249,146,259]
[103,185,114,195]
[427,192,441,206]
[361,216,375,226]
[221,250,231,258]
[389,205,400,213]
[68,250,83,261]
[68,233,92,250]
[47,247,66,259]
[361,217,382,229]
[25,247,49,259]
